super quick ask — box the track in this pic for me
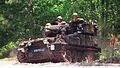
[0,58,120,68]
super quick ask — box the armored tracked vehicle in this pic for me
[17,21,101,63]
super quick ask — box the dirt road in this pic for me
[0,58,120,68]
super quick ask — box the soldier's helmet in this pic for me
[72,13,78,16]
[57,16,62,19]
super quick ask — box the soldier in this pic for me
[88,19,93,24]
[68,13,84,34]
[56,16,66,25]
[69,13,79,23]
[71,13,78,21]
[88,19,98,35]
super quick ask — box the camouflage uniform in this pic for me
[67,13,84,34]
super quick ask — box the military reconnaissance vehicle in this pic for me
[17,20,101,63]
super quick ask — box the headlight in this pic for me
[50,44,55,50]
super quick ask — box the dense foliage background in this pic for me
[0,0,120,59]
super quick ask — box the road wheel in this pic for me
[72,50,77,63]
[17,51,28,63]
[64,50,72,62]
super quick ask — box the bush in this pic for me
[0,42,17,59]
[100,34,120,60]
